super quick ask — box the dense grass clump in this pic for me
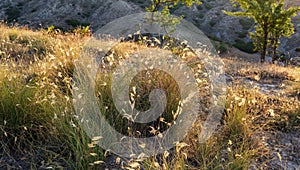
[93,34,211,139]
[0,24,104,169]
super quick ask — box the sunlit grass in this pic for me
[0,24,103,169]
[0,24,299,169]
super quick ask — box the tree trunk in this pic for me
[261,26,269,63]
[261,48,266,63]
[272,37,279,61]
[261,40,267,63]
[269,37,275,61]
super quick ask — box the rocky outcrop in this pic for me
[0,0,299,57]
[0,0,142,30]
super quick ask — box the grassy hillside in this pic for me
[0,25,299,169]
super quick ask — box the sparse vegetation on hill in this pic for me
[0,24,299,169]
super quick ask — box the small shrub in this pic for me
[65,19,90,27]
[73,26,91,36]
[233,39,256,53]
[239,18,254,30]
[273,108,300,131]
[197,5,203,10]
[8,33,18,41]
[47,25,56,34]
[65,19,81,27]
[209,35,221,41]
[204,3,213,10]
[198,13,204,19]
[17,2,24,7]
[47,25,63,35]
[236,31,248,38]
[31,8,37,13]
[209,20,217,27]
[5,7,21,22]
[217,43,228,54]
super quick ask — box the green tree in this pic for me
[269,2,299,61]
[146,0,201,34]
[224,0,300,63]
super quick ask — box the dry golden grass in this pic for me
[223,57,300,80]
[0,24,299,169]
[0,24,101,169]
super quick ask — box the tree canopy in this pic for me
[224,0,300,62]
[146,0,201,34]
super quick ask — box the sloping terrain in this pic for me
[0,0,299,57]
[0,0,142,29]
[0,1,300,169]
[0,23,299,170]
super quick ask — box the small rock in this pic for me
[290,57,300,66]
